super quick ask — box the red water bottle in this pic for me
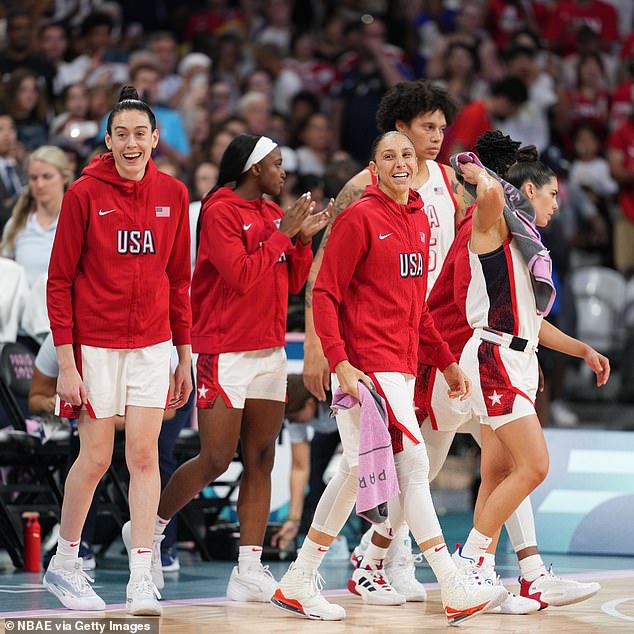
[23,512,41,572]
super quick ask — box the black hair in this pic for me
[80,11,114,38]
[106,85,157,135]
[369,131,414,162]
[446,41,480,74]
[490,75,528,105]
[475,130,554,188]
[211,133,261,194]
[376,80,458,132]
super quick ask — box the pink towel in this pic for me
[331,383,400,524]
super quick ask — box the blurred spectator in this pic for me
[237,90,273,136]
[543,0,619,56]
[39,22,70,96]
[414,0,458,76]
[188,161,219,270]
[210,32,250,99]
[432,42,488,108]
[185,0,248,42]
[486,0,539,50]
[147,31,182,106]
[426,0,502,83]
[204,126,238,167]
[176,52,213,113]
[208,79,238,129]
[253,43,302,116]
[333,15,413,164]
[442,75,528,160]
[286,31,337,102]
[56,11,128,93]
[50,83,99,159]
[1,145,71,287]
[294,112,332,177]
[315,11,347,64]
[0,9,56,98]
[608,113,634,276]
[0,109,25,227]
[2,69,50,151]
[255,0,294,55]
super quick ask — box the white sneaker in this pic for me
[126,570,162,616]
[478,566,540,614]
[441,566,507,626]
[347,565,405,605]
[271,562,346,620]
[519,566,600,608]
[121,521,165,591]
[385,537,427,602]
[226,564,278,602]
[43,557,105,611]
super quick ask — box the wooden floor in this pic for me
[4,571,632,633]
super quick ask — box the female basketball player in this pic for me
[271,131,507,625]
[148,134,331,602]
[44,86,192,616]
[449,136,610,586]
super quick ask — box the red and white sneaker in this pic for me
[347,565,406,606]
[271,563,345,621]
[519,566,600,609]
[478,566,540,615]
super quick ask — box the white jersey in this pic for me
[417,161,458,294]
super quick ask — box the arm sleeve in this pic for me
[205,204,294,295]
[46,189,87,346]
[166,186,192,345]
[287,238,313,294]
[313,211,366,371]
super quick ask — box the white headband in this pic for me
[241,136,278,173]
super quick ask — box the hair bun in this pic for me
[515,145,538,163]
[119,85,140,102]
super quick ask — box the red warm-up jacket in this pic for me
[47,153,192,348]
[191,187,313,354]
[314,185,454,375]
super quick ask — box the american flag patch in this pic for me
[433,186,444,195]
[155,206,170,217]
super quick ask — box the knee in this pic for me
[78,452,110,482]
[197,450,235,484]
[243,442,276,474]
[481,459,513,487]
[519,457,549,489]
[125,446,159,476]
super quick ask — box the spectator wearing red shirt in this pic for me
[608,116,634,275]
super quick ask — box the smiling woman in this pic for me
[44,85,193,617]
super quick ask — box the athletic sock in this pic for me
[54,535,80,563]
[423,543,455,585]
[361,542,388,570]
[482,552,495,570]
[295,536,329,573]
[238,545,262,573]
[461,528,493,562]
[155,515,169,538]
[130,547,152,574]
[519,554,547,581]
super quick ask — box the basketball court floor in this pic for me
[1,515,633,633]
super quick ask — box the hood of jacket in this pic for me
[361,184,423,215]
[80,152,158,193]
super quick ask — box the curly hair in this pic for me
[376,80,458,132]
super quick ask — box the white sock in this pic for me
[361,542,388,570]
[423,543,455,585]
[55,535,80,563]
[155,515,169,538]
[295,536,329,572]
[238,545,262,573]
[482,553,495,569]
[130,547,152,575]
[461,528,492,562]
[519,554,547,581]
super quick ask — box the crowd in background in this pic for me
[1,0,634,423]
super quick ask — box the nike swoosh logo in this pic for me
[434,545,447,552]
[136,549,152,554]
[378,233,392,240]
[99,209,116,216]
[243,224,252,230]
[317,547,329,552]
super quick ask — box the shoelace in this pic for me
[65,561,96,595]
[308,570,326,596]
[258,564,275,580]
[131,574,162,600]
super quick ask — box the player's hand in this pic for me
[57,366,87,407]
[442,362,472,400]
[458,162,486,186]
[583,346,610,387]
[334,361,373,400]
[279,192,315,238]
[271,520,299,550]
[299,198,333,243]
[303,335,330,401]
[169,361,193,409]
